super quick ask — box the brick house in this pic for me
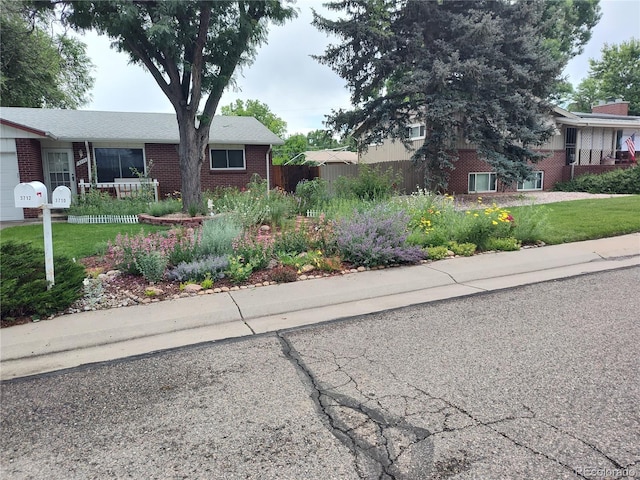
[359,99,639,194]
[0,108,283,221]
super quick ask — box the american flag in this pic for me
[626,134,636,162]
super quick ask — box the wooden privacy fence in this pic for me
[273,160,426,194]
[272,165,320,192]
[319,160,426,194]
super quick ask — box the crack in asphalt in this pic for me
[278,332,434,480]
[278,336,630,479]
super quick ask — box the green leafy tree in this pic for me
[541,0,601,62]
[306,129,340,150]
[569,77,600,112]
[541,0,601,103]
[221,99,287,138]
[314,0,565,190]
[307,129,357,151]
[583,39,640,115]
[0,1,94,108]
[273,133,308,165]
[46,1,295,211]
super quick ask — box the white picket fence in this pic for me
[67,215,139,224]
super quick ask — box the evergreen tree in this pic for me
[314,0,568,190]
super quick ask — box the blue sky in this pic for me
[79,0,639,135]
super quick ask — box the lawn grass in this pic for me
[0,223,168,259]
[509,195,640,244]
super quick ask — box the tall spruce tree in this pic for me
[313,0,567,190]
[44,1,295,211]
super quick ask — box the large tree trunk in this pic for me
[176,111,208,212]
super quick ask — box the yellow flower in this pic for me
[473,213,479,217]
[492,220,498,225]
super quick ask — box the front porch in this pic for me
[78,179,160,202]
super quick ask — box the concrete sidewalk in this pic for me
[1,233,639,380]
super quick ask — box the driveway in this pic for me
[1,267,638,479]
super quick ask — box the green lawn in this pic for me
[509,195,640,244]
[0,223,168,259]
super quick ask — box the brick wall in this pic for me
[15,138,43,218]
[446,149,567,194]
[147,143,274,198]
[202,144,272,192]
[145,143,182,198]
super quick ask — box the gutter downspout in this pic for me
[266,145,272,196]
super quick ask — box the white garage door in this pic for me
[1,138,24,221]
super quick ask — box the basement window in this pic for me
[517,171,543,191]
[468,172,497,193]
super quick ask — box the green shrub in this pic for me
[295,178,329,214]
[510,205,549,244]
[334,164,401,201]
[447,241,477,256]
[427,245,450,260]
[273,221,311,255]
[265,190,296,228]
[233,230,273,270]
[196,217,242,258]
[1,242,85,320]
[554,166,640,194]
[200,274,214,289]
[485,237,521,251]
[452,204,515,250]
[226,256,254,284]
[69,189,150,216]
[147,199,183,217]
[134,251,167,283]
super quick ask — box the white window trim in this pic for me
[407,123,426,141]
[517,171,544,191]
[92,144,147,180]
[210,144,246,171]
[468,172,497,193]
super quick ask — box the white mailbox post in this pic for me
[13,183,72,288]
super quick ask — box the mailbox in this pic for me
[52,186,72,209]
[14,182,47,208]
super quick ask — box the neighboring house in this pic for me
[0,108,283,221]
[359,99,639,194]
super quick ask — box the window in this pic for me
[210,146,245,170]
[468,172,497,193]
[517,171,543,191]
[407,124,426,140]
[94,148,145,182]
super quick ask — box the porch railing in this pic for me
[78,178,159,202]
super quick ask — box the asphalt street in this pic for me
[1,267,639,479]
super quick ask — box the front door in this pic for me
[43,149,76,198]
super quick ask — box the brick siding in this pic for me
[147,143,274,199]
[15,138,43,218]
[446,149,567,195]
